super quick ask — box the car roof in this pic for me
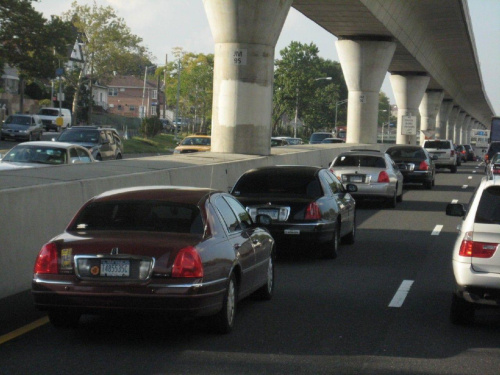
[338,150,383,156]
[8,141,87,149]
[243,165,323,175]
[92,186,219,204]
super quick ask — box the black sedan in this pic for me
[230,166,357,259]
[32,187,275,334]
[385,145,437,189]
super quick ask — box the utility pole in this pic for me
[164,54,168,119]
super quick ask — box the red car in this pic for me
[32,186,275,334]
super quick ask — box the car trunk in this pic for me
[235,196,318,222]
[471,223,500,275]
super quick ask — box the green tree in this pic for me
[0,0,75,112]
[62,1,152,124]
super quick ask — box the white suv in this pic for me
[423,139,458,173]
[446,177,500,324]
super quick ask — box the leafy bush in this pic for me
[139,116,163,139]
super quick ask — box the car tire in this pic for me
[254,251,275,300]
[48,310,81,328]
[323,224,339,259]
[424,180,433,190]
[396,188,403,202]
[450,165,457,173]
[116,153,122,160]
[211,273,237,334]
[387,190,397,208]
[450,293,475,325]
[342,213,356,245]
[96,154,102,161]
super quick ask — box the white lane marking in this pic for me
[473,171,477,174]
[431,225,443,235]
[452,199,458,204]
[389,280,414,308]
[462,185,468,189]
[468,176,473,179]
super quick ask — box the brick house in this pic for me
[106,75,164,118]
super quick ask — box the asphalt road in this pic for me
[1,161,499,375]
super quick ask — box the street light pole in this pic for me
[335,99,348,128]
[142,65,155,118]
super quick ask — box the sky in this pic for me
[32,0,499,116]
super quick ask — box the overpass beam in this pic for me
[203,0,292,155]
[436,99,454,139]
[390,73,430,145]
[419,90,444,143]
[336,37,396,144]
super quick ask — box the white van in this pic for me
[38,107,72,132]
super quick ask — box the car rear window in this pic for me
[70,201,204,234]
[424,141,450,149]
[310,133,331,142]
[386,147,426,160]
[475,186,500,224]
[59,130,99,143]
[232,170,322,198]
[333,155,387,168]
[39,109,60,116]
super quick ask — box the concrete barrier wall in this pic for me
[0,144,379,299]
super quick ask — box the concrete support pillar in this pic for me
[447,106,460,141]
[336,37,396,144]
[436,99,453,139]
[390,73,430,145]
[203,0,292,155]
[462,116,471,144]
[419,89,444,143]
[454,111,466,144]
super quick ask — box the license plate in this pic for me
[350,175,363,183]
[100,260,130,277]
[284,229,300,235]
[258,209,279,220]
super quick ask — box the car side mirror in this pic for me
[255,214,272,226]
[345,183,358,193]
[446,203,466,217]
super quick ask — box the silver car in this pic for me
[329,150,403,208]
[1,114,43,141]
[0,141,96,170]
[446,177,500,324]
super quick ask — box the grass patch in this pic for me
[123,133,182,154]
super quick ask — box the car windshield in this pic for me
[39,109,60,116]
[475,186,500,224]
[70,200,204,234]
[232,169,322,198]
[424,141,450,149]
[2,145,67,164]
[333,155,387,168]
[180,137,210,146]
[310,133,330,142]
[58,130,99,144]
[386,147,426,160]
[6,115,31,126]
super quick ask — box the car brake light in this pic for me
[418,161,429,171]
[305,202,321,220]
[34,242,58,274]
[377,171,390,183]
[493,166,500,175]
[450,150,455,156]
[458,233,497,258]
[172,246,203,278]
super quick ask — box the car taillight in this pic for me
[493,165,500,175]
[34,242,58,274]
[172,246,203,278]
[418,161,429,171]
[377,171,390,183]
[458,232,497,258]
[305,202,321,220]
[450,150,455,156]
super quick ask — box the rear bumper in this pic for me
[401,171,433,184]
[32,276,227,317]
[453,260,500,306]
[265,221,335,247]
[349,183,393,199]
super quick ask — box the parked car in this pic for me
[485,152,500,179]
[230,166,357,259]
[329,149,404,208]
[32,186,275,333]
[1,114,43,141]
[422,139,458,173]
[0,141,95,170]
[55,126,123,160]
[385,145,437,189]
[446,177,500,324]
[273,136,303,145]
[173,134,211,154]
[463,144,476,161]
[321,137,345,144]
[309,132,333,144]
[271,137,289,147]
[484,141,500,169]
[38,107,72,132]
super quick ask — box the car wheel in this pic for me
[424,180,433,190]
[211,273,237,334]
[396,189,403,202]
[254,251,275,300]
[451,165,457,173]
[323,224,339,259]
[96,154,102,161]
[342,212,356,245]
[28,133,33,141]
[450,293,475,325]
[387,190,397,208]
[48,310,81,328]
[116,153,122,160]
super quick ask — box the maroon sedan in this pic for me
[32,186,275,333]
